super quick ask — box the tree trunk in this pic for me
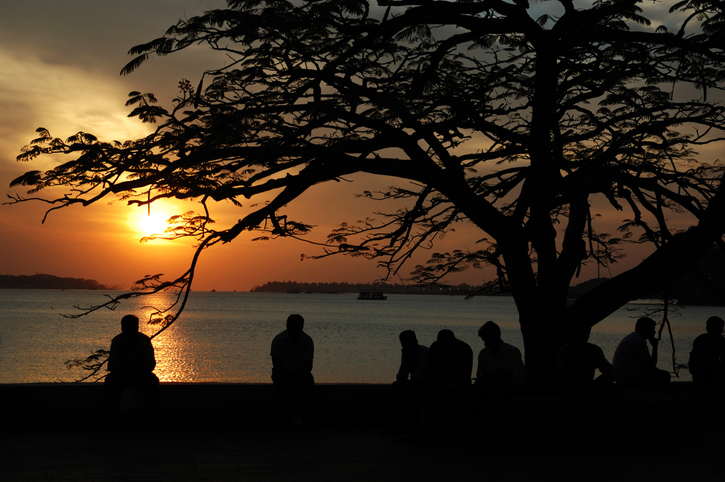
[519,301,572,394]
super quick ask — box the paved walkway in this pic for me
[3,383,725,481]
[3,421,725,481]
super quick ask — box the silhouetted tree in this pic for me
[8,0,725,388]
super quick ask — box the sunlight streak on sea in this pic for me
[0,290,721,384]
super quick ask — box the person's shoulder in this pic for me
[272,330,288,342]
[697,333,725,347]
[585,342,605,355]
[620,331,641,343]
[557,340,574,353]
[502,341,521,352]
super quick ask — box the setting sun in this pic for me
[128,204,179,239]
[138,211,170,237]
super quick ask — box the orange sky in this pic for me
[0,0,460,291]
[0,1,687,291]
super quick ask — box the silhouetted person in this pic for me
[689,316,725,389]
[271,314,314,424]
[422,329,472,440]
[397,330,428,383]
[613,317,670,393]
[105,314,159,417]
[473,321,526,401]
[390,330,428,439]
[556,325,614,400]
[425,329,473,391]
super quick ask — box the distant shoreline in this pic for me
[251,280,492,296]
[0,274,110,290]
[4,274,721,306]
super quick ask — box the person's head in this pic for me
[436,329,455,343]
[286,314,305,340]
[573,325,592,344]
[399,330,418,349]
[706,316,725,335]
[634,317,656,338]
[478,321,502,348]
[120,314,140,334]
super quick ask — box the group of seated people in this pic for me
[396,322,527,404]
[395,316,725,403]
[102,311,725,424]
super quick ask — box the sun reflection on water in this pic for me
[131,292,273,383]
[152,325,199,382]
[130,293,206,382]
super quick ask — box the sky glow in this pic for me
[0,1,407,290]
[0,0,692,291]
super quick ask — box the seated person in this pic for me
[390,330,428,438]
[612,317,670,392]
[689,316,725,388]
[556,325,614,399]
[421,329,472,439]
[271,314,314,423]
[396,330,428,383]
[474,321,526,400]
[424,329,473,394]
[105,314,159,415]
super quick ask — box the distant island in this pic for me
[251,280,486,295]
[253,266,725,306]
[0,274,110,290]
[252,279,617,297]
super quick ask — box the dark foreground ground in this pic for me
[2,383,724,481]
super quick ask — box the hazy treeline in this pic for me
[250,280,486,295]
[0,274,109,290]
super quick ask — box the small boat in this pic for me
[357,291,387,300]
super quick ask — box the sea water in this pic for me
[0,289,721,384]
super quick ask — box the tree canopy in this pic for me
[8,0,725,386]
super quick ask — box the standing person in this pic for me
[612,317,670,392]
[105,314,159,416]
[474,321,526,400]
[689,316,725,388]
[270,314,314,424]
